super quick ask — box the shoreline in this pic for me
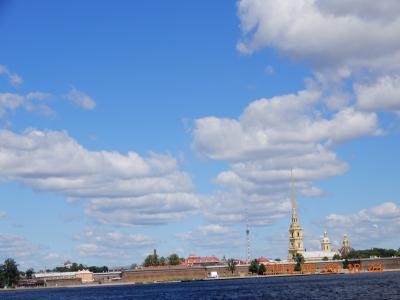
[3,269,400,293]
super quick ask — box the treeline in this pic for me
[143,253,183,267]
[343,248,400,259]
[52,262,108,273]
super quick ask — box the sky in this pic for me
[0,0,399,270]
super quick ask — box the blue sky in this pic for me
[0,0,399,270]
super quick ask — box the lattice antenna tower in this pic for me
[245,207,251,262]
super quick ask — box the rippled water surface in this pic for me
[1,272,399,299]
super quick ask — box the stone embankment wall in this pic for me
[122,258,400,283]
[45,278,82,287]
[122,267,208,282]
[348,257,400,272]
[122,265,253,283]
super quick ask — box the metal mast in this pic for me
[245,207,251,262]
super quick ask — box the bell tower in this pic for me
[288,169,304,261]
[321,231,332,252]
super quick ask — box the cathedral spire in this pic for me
[291,168,298,223]
[288,168,304,261]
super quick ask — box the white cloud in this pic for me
[192,88,380,225]
[325,202,400,248]
[78,230,154,258]
[66,87,96,110]
[0,128,199,225]
[0,65,23,86]
[356,76,400,112]
[0,92,54,118]
[76,229,154,265]
[177,224,242,251]
[237,0,400,115]
[237,0,400,76]
[0,234,39,260]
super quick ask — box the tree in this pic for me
[159,256,166,266]
[294,253,304,272]
[249,259,259,274]
[25,268,34,279]
[322,256,329,261]
[227,259,237,275]
[274,258,281,262]
[143,254,159,267]
[168,254,181,265]
[1,258,20,288]
[332,254,341,260]
[88,266,108,273]
[258,264,266,275]
[343,258,349,269]
[343,248,399,259]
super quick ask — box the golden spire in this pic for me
[291,168,298,223]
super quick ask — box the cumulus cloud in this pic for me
[0,234,39,260]
[177,224,242,252]
[356,76,400,112]
[237,0,400,75]
[0,65,23,86]
[78,230,154,262]
[0,128,199,225]
[192,88,380,225]
[66,87,96,110]
[237,0,400,115]
[0,92,54,118]
[325,202,400,248]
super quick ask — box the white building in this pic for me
[303,232,338,262]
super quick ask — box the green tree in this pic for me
[322,256,329,261]
[294,253,304,272]
[343,248,399,259]
[143,254,159,267]
[88,266,108,273]
[227,259,237,275]
[258,264,266,275]
[249,259,259,274]
[168,254,181,265]
[1,258,20,288]
[332,254,341,260]
[159,256,166,266]
[343,258,349,269]
[274,258,281,262]
[25,268,34,279]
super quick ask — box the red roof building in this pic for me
[185,256,220,266]
[257,257,270,264]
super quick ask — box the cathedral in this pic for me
[288,171,351,262]
[288,171,304,261]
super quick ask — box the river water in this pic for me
[1,272,399,299]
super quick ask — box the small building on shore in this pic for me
[33,269,94,285]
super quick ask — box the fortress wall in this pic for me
[122,267,207,282]
[123,265,251,283]
[351,257,400,271]
[45,278,82,287]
